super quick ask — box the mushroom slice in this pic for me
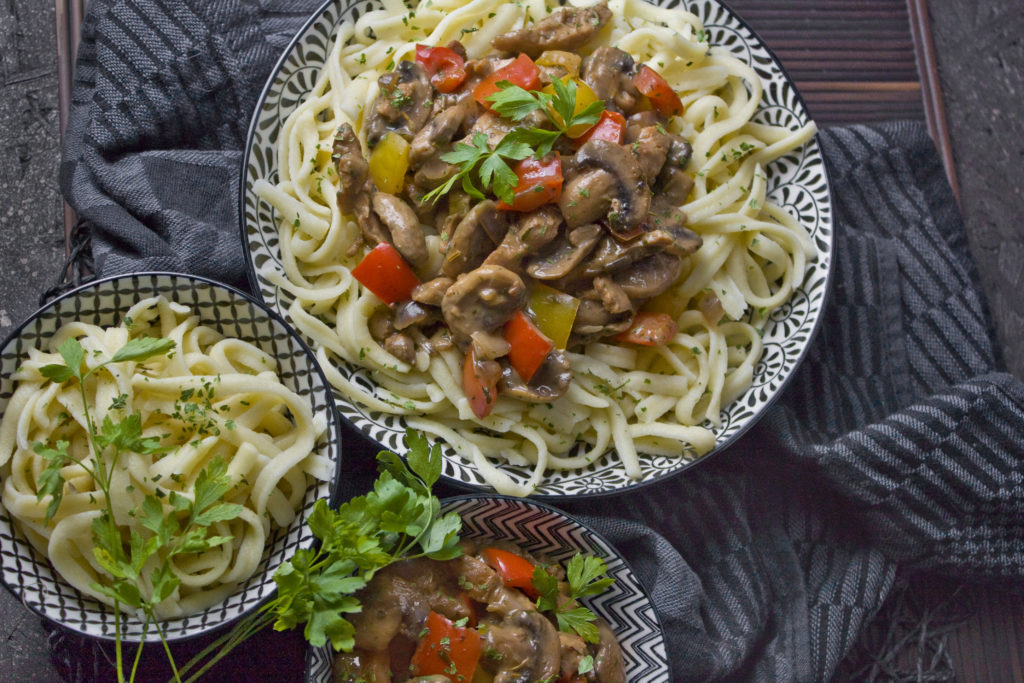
[333,123,370,214]
[526,223,603,280]
[441,265,526,343]
[580,46,643,114]
[371,193,429,269]
[412,276,454,307]
[364,61,433,148]
[568,294,633,347]
[564,139,650,235]
[500,349,572,402]
[442,200,509,278]
[484,205,562,271]
[631,125,673,185]
[613,252,683,300]
[491,1,612,57]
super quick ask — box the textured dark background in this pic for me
[0,0,1021,680]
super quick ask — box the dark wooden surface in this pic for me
[0,0,1022,680]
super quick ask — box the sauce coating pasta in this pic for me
[0,296,329,619]
[253,0,817,495]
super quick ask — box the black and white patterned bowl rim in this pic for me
[0,272,342,642]
[303,495,669,682]
[241,0,834,497]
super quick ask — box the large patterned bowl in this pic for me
[241,0,834,497]
[0,273,342,642]
[304,495,669,681]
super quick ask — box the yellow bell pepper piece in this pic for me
[368,132,410,195]
[527,283,579,350]
[542,78,600,138]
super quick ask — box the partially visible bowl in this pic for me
[0,272,342,641]
[304,495,670,682]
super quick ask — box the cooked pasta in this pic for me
[0,296,330,619]
[253,0,817,495]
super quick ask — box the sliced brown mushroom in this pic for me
[484,205,562,271]
[612,251,683,300]
[593,619,627,683]
[491,1,612,57]
[593,275,633,314]
[631,125,673,185]
[364,61,433,148]
[412,276,454,307]
[580,46,643,115]
[561,139,650,235]
[383,332,416,364]
[568,294,633,346]
[500,349,572,402]
[525,223,603,280]
[441,265,526,343]
[371,193,429,269]
[332,123,370,214]
[409,96,477,169]
[393,300,436,331]
[442,200,509,278]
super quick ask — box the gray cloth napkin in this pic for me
[58,0,1024,681]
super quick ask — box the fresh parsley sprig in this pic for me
[532,553,615,643]
[422,78,604,205]
[33,333,252,682]
[421,131,534,205]
[486,76,605,155]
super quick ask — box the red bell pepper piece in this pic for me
[410,611,482,680]
[350,242,420,305]
[474,53,542,109]
[462,346,501,419]
[504,310,553,382]
[415,44,467,93]
[633,65,683,117]
[496,154,563,212]
[574,109,626,147]
[481,547,540,598]
[612,311,679,346]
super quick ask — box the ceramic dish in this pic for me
[0,272,342,641]
[241,0,834,497]
[303,494,669,681]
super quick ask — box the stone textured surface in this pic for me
[0,4,67,679]
[928,0,1024,379]
[0,0,65,335]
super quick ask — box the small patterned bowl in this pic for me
[0,272,342,642]
[304,495,670,682]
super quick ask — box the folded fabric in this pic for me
[57,1,1024,681]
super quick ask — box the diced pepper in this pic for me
[527,284,579,350]
[496,154,563,212]
[367,131,410,195]
[462,346,500,419]
[474,53,542,109]
[573,109,626,147]
[541,78,601,138]
[351,243,420,305]
[410,611,482,680]
[415,44,468,93]
[612,311,679,346]
[504,310,554,382]
[633,65,683,117]
[481,547,540,598]
[535,50,582,77]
